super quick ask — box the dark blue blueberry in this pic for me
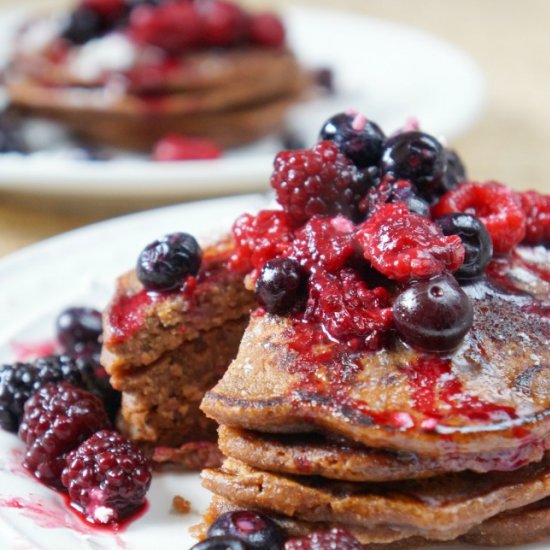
[190,537,252,550]
[393,273,473,352]
[390,185,430,217]
[207,510,283,550]
[319,112,385,168]
[256,258,308,315]
[61,7,106,45]
[381,131,446,202]
[442,149,467,194]
[435,213,492,281]
[136,232,202,291]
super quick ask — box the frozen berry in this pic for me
[191,537,252,550]
[357,202,464,282]
[319,112,385,168]
[137,232,202,291]
[61,7,106,44]
[152,135,222,161]
[271,141,372,226]
[198,0,247,47]
[519,190,550,245]
[393,273,474,352]
[19,383,110,488]
[208,510,283,550]
[442,149,467,194]
[380,131,446,201]
[56,307,102,356]
[0,355,86,433]
[61,430,151,524]
[390,182,430,217]
[284,528,362,549]
[249,13,285,48]
[230,210,293,273]
[256,258,307,315]
[435,213,493,280]
[432,181,526,254]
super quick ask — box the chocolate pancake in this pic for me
[201,455,550,542]
[202,247,550,457]
[218,426,548,480]
[202,494,550,548]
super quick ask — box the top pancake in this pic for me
[202,247,550,457]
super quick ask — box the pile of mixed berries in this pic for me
[62,0,285,51]
[0,307,151,525]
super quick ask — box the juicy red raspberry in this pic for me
[305,268,393,350]
[62,430,152,525]
[230,210,293,273]
[81,0,125,21]
[198,0,248,47]
[357,202,465,282]
[432,181,526,254]
[19,383,110,488]
[291,216,355,273]
[284,528,362,550]
[249,13,286,48]
[271,141,371,226]
[129,1,202,53]
[519,190,550,245]
[152,134,222,161]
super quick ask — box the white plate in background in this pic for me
[0,4,484,199]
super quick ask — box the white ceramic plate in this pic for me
[0,4,485,199]
[0,195,549,549]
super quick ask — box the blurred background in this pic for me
[0,0,549,257]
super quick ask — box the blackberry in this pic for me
[62,430,151,524]
[319,112,385,168]
[0,355,85,433]
[136,232,202,291]
[19,383,110,488]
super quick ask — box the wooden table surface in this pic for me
[1,0,549,257]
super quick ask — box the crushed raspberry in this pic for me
[432,181,526,254]
[357,202,464,282]
[519,190,550,245]
[304,268,393,349]
[62,430,152,524]
[198,0,248,47]
[271,141,371,226]
[129,2,202,53]
[152,134,222,161]
[19,383,110,488]
[230,210,293,273]
[284,528,362,550]
[290,216,355,273]
[249,12,286,48]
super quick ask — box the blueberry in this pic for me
[435,214,492,281]
[256,258,308,315]
[190,537,252,550]
[381,131,446,201]
[393,273,474,352]
[56,307,103,355]
[207,511,282,550]
[280,132,305,151]
[319,112,385,168]
[442,149,467,194]
[390,186,430,217]
[0,112,27,154]
[61,7,106,45]
[136,232,202,292]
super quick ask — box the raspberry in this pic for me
[249,13,286,48]
[129,1,202,53]
[0,355,86,433]
[290,216,355,273]
[62,430,152,524]
[519,190,550,245]
[19,383,110,488]
[152,135,222,161]
[198,0,248,47]
[284,528,362,550]
[271,141,372,226]
[432,181,526,254]
[230,210,293,273]
[357,202,465,282]
[305,268,393,350]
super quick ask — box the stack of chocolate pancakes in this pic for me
[201,246,550,547]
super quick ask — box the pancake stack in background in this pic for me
[200,245,550,547]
